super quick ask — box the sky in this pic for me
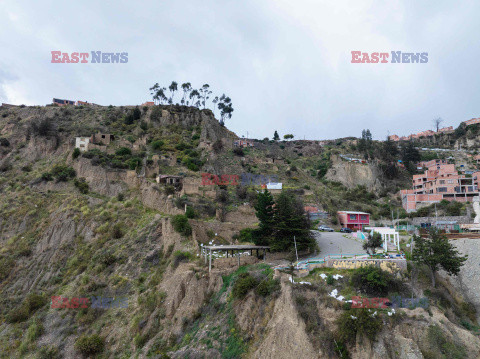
[1,0,480,140]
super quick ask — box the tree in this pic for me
[199,84,212,109]
[400,141,421,172]
[271,191,315,252]
[363,232,383,254]
[217,94,233,125]
[190,89,200,107]
[154,87,167,105]
[168,81,178,104]
[253,189,275,245]
[433,117,443,132]
[212,96,219,116]
[412,229,467,287]
[273,131,280,141]
[284,134,294,140]
[181,82,192,105]
[149,83,160,105]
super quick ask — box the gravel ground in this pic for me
[309,230,367,258]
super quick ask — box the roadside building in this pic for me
[233,139,254,148]
[156,175,183,190]
[304,206,328,220]
[91,133,115,145]
[141,101,155,106]
[337,211,370,230]
[52,98,75,106]
[75,137,90,152]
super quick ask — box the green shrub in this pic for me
[74,334,104,356]
[74,178,89,194]
[232,273,258,299]
[6,293,46,323]
[72,148,81,159]
[37,345,59,359]
[41,172,53,181]
[116,147,132,156]
[50,164,76,182]
[255,278,280,297]
[26,319,44,342]
[135,333,150,348]
[164,185,175,195]
[350,265,398,296]
[173,251,193,268]
[112,223,124,239]
[0,256,14,280]
[326,274,334,285]
[151,140,164,150]
[0,137,10,146]
[185,206,195,218]
[171,215,192,236]
[337,309,383,343]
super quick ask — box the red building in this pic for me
[337,211,370,230]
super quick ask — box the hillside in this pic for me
[0,104,479,358]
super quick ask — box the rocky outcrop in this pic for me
[325,155,382,190]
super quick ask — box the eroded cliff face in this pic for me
[325,155,382,190]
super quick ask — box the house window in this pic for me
[448,180,453,184]
[438,187,447,192]
[360,215,367,221]
[349,214,356,220]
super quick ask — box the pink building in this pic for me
[400,161,480,212]
[463,118,480,126]
[337,211,370,230]
[233,139,254,148]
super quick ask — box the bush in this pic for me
[74,334,104,356]
[173,251,193,268]
[6,293,46,323]
[151,140,164,150]
[0,137,10,146]
[117,192,125,201]
[326,274,334,285]
[171,215,192,236]
[38,345,59,359]
[232,273,258,299]
[72,148,81,159]
[337,308,383,343]
[112,223,124,239]
[233,147,244,156]
[116,147,132,156]
[255,278,280,297]
[350,265,398,296]
[164,185,175,195]
[50,164,76,182]
[185,206,195,219]
[74,178,89,194]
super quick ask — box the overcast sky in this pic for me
[1,0,479,140]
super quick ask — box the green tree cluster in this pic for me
[253,190,315,252]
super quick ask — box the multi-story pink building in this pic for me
[463,118,480,126]
[337,211,370,230]
[400,161,480,212]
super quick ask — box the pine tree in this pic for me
[412,230,468,287]
[273,130,280,141]
[253,189,275,245]
[271,191,314,252]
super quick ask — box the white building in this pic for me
[75,137,90,152]
[266,182,282,190]
[364,227,400,252]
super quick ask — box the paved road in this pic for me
[310,231,367,258]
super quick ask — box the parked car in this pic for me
[340,227,352,233]
[318,225,334,232]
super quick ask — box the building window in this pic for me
[438,187,447,192]
[439,180,445,184]
[360,215,367,220]
[448,180,453,184]
[349,214,356,220]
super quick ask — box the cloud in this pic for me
[1,0,479,140]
